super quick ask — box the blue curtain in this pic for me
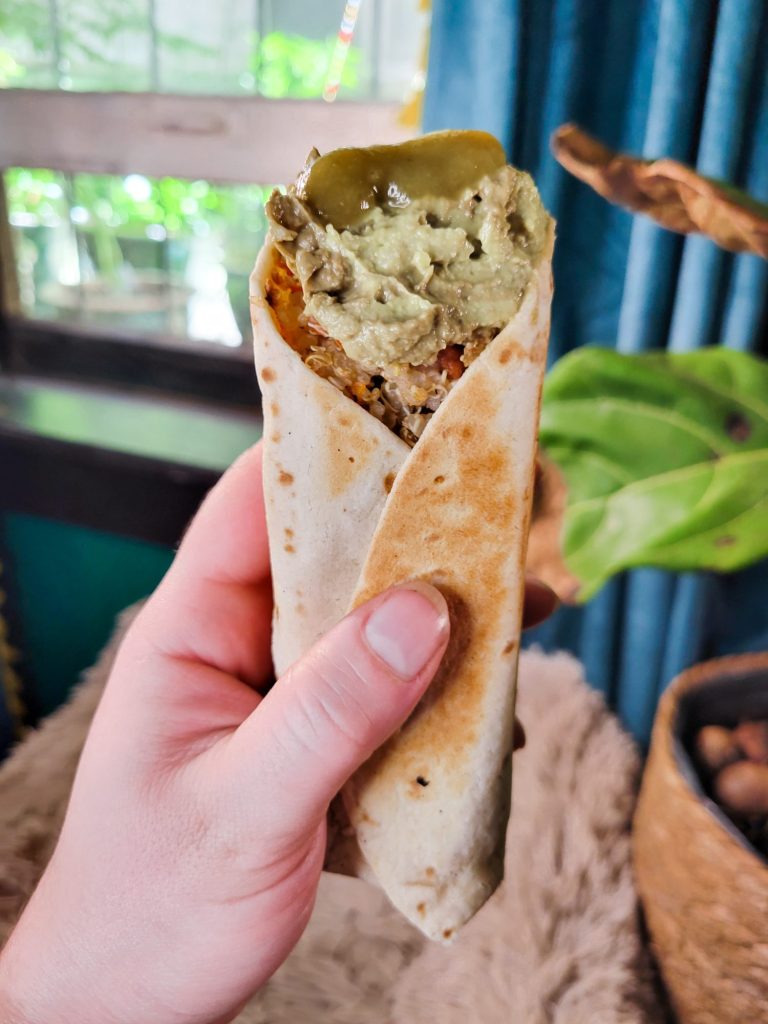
[424,0,768,744]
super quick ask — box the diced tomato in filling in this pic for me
[437,345,465,380]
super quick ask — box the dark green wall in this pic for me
[3,512,174,717]
[0,375,261,735]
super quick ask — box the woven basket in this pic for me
[633,652,768,1024]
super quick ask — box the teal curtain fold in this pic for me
[424,0,768,743]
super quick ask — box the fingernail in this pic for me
[364,582,449,680]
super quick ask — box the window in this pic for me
[0,0,427,393]
[0,0,425,98]
[7,169,272,347]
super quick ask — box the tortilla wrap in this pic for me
[250,221,554,942]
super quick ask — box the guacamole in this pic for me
[266,132,550,369]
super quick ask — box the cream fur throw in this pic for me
[0,606,664,1022]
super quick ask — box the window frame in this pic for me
[0,314,258,407]
[0,89,411,403]
[0,90,409,184]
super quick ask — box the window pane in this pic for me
[0,0,57,88]
[0,0,428,100]
[376,0,428,102]
[58,0,154,92]
[154,0,254,95]
[257,1,353,99]
[6,167,273,348]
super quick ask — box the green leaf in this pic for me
[539,347,768,601]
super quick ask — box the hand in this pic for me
[0,444,557,1024]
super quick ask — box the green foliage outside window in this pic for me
[254,32,361,99]
[1,4,363,336]
[1,0,363,244]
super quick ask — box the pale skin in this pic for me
[0,443,556,1024]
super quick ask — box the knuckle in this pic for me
[282,650,376,760]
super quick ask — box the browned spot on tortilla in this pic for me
[425,867,436,879]
[320,389,381,497]
[433,474,445,484]
[296,602,305,614]
[409,774,431,796]
[497,340,526,365]
[416,902,426,917]
[404,875,437,890]
[278,470,294,486]
[503,640,517,655]
[384,471,396,493]
[351,371,523,795]
[261,367,276,382]
[715,535,736,547]
[284,544,295,553]
[443,928,454,940]
[284,527,294,538]
[272,432,281,442]
[270,402,280,417]
[461,425,473,440]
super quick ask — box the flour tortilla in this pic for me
[250,223,554,941]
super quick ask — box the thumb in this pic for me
[228,582,450,839]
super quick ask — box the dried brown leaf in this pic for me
[551,123,768,258]
[526,456,581,603]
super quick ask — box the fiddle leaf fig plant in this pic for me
[532,347,768,602]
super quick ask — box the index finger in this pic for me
[139,441,274,688]
[173,441,270,587]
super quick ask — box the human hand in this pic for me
[0,443,557,1024]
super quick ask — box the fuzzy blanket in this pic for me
[0,606,665,1022]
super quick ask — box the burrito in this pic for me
[250,130,554,942]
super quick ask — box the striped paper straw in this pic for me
[323,0,364,102]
